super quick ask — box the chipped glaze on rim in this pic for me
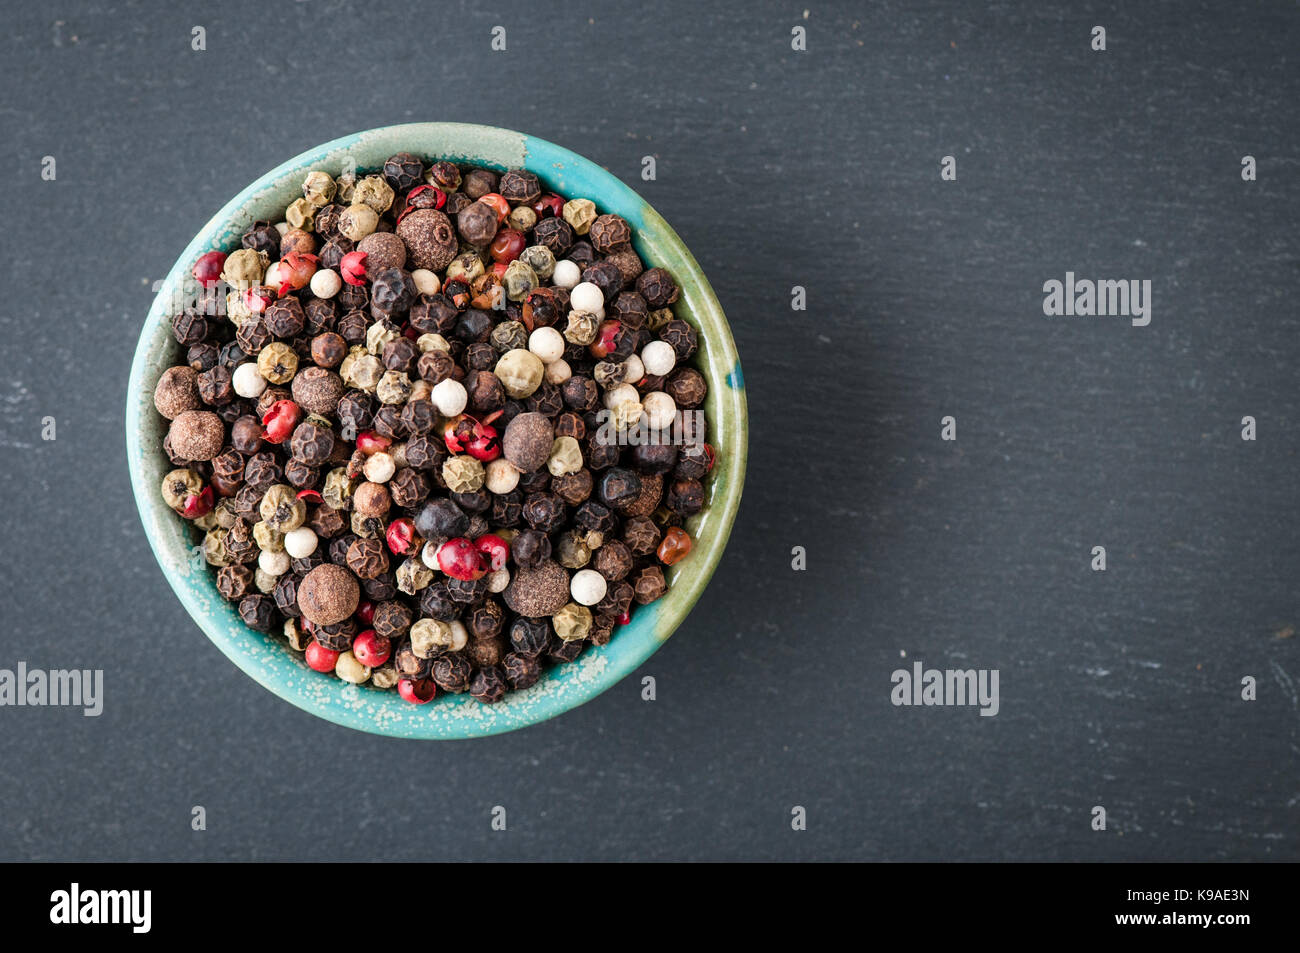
[126,123,747,738]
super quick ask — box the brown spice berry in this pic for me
[346,537,390,580]
[154,366,202,420]
[502,412,553,472]
[197,365,234,406]
[465,636,506,669]
[358,230,408,277]
[310,332,348,369]
[617,471,664,518]
[398,208,459,272]
[503,652,542,690]
[665,367,707,408]
[168,410,225,461]
[290,366,344,414]
[503,559,569,616]
[298,563,360,625]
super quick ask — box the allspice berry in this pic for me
[290,366,344,415]
[168,410,225,461]
[154,366,202,420]
[357,231,407,279]
[396,208,459,272]
[502,412,553,472]
[298,563,360,625]
[503,560,570,617]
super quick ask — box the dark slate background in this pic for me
[0,0,1295,861]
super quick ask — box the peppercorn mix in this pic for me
[154,155,712,705]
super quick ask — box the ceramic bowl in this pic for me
[126,123,747,738]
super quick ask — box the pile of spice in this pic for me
[154,155,712,704]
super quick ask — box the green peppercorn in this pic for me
[353,175,395,214]
[562,198,597,235]
[442,455,485,493]
[322,467,356,511]
[503,259,538,301]
[285,198,317,232]
[552,602,592,641]
[259,484,307,533]
[257,341,298,384]
[302,170,337,207]
[519,244,555,280]
[220,248,269,289]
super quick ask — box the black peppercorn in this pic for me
[548,636,585,664]
[371,267,416,316]
[632,442,678,474]
[362,571,398,602]
[567,240,596,270]
[637,267,680,307]
[598,468,641,508]
[503,652,542,690]
[216,563,254,602]
[575,500,617,535]
[336,283,369,312]
[172,310,209,346]
[291,550,328,574]
[389,467,430,508]
[660,319,697,361]
[522,492,567,532]
[346,538,389,580]
[372,600,413,640]
[451,487,491,514]
[552,469,593,506]
[561,376,599,412]
[273,573,301,617]
[243,452,281,491]
[509,617,551,658]
[409,294,459,335]
[468,599,505,640]
[454,308,494,344]
[491,489,523,527]
[197,365,234,406]
[383,152,425,191]
[223,519,258,564]
[415,497,469,539]
[511,528,551,569]
[665,477,705,515]
[319,237,353,271]
[381,336,418,374]
[219,340,250,368]
[211,448,245,484]
[674,442,710,480]
[419,581,457,621]
[235,317,272,356]
[314,205,344,242]
[532,216,574,256]
[612,291,649,329]
[431,653,472,693]
[303,297,338,334]
[525,381,564,418]
[403,435,447,472]
[263,298,305,339]
[238,594,278,633]
[593,539,633,581]
[241,220,281,258]
[371,405,407,440]
[233,486,263,523]
[289,420,334,466]
[589,213,632,254]
[187,342,220,372]
[469,665,507,704]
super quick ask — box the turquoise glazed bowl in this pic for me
[126,123,747,738]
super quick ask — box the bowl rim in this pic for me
[126,122,747,738]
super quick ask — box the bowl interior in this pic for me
[126,123,747,738]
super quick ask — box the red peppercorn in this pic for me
[242,285,276,315]
[193,251,226,288]
[398,677,437,704]
[474,534,509,572]
[704,443,716,471]
[340,250,369,286]
[277,251,318,295]
[356,430,392,454]
[490,261,509,278]
[657,526,693,566]
[618,611,631,626]
[437,537,487,581]
[590,319,622,359]
[352,629,391,667]
[355,600,375,625]
[532,194,564,219]
[296,488,323,503]
[478,193,510,223]
[385,517,420,556]
[305,639,339,673]
[181,485,214,519]
[261,399,301,444]
[489,228,526,264]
